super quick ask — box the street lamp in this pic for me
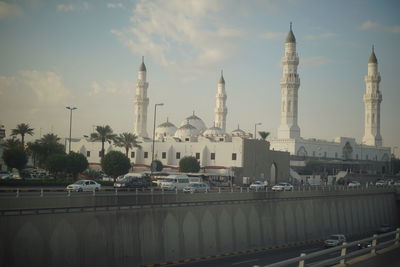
[254,122,262,139]
[66,106,77,153]
[151,103,164,175]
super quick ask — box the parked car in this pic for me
[324,234,346,247]
[250,181,268,190]
[66,180,101,192]
[0,171,11,179]
[375,180,388,187]
[113,176,149,188]
[394,180,400,186]
[183,182,210,193]
[377,224,393,234]
[348,181,361,187]
[272,183,294,191]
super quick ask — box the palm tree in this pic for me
[90,125,116,159]
[258,131,270,141]
[11,123,34,147]
[39,133,60,144]
[114,132,142,157]
[3,137,22,149]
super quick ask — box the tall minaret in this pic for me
[214,70,227,132]
[133,56,149,137]
[362,46,382,146]
[278,22,301,139]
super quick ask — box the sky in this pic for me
[0,0,399,149]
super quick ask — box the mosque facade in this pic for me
[269,25,390,171]
[70,24,391,183]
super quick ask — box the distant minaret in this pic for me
[363,46,382,146]
[214,70,227,132]
[278,22,301,139]
[133,56,149,137]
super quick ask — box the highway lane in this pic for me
[173,234,385,267]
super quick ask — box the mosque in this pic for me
[70,23,390,184]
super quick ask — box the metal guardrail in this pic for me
[0,184,396,198]
[259,228,400,267]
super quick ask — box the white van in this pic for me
[160,174,190,191]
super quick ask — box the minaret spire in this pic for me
[133,57,149,137]
[215,70,227,132]
[278,23,300,139]
[363,47,382,147]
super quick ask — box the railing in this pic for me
[259,229,400,267]
[0,184,396,198]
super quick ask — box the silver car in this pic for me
[183,183,210,193]
[66,180,101,192]
[272,183,294,191]
[324,234,346,247]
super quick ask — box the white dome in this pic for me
[180,113,207,133]
[174,123,200,139]
[232,125,246,136]
[155,120,177,140]
[203,126,224,136]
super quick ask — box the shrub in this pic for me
[179,156,200,173]
[101,151,131,181]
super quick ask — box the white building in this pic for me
[70,62,289,185]
[270,24,390,167]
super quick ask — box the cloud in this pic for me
[359,20,400,34]
[112,0,244,72]
[107,3,123,9]
[57,1,89,12]
[0,1,23,19]
[303,33,336,40]
[89,80,134,96]
[258,31,286,40]
[301,56,332,67]
[19,70,70,104]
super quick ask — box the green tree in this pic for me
[101,151,131,182]
[66,152,89,180]
[90,125,116,159]
[3,137,22,149]
[258,131,270,140]
[2,147,28,171]
[27,133,65,168]
[151,159,163,172]
[11,123,34,147]
[46,154,67,177]
[179,156,200,173]
[114,132,141,157]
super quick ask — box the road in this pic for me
[173,235,376,267]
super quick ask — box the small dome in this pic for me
[180,112,207,133]
[139,56,146,71]
[203,125,224,136]
[285,22,296,43]
[155,119,177,140]
[174,122,200,139]
[368,46,377,64]
[232,125,246,135]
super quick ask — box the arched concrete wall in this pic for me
[0,193,398,267]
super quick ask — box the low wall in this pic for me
[0,190,398,267]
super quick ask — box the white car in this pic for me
[66,180,101,192]
[183,183,210,193]
[348,181,361,187]
[249,181,268,190]
[271,183,294,191]
[324,234,346,247]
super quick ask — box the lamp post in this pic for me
[66,106,77,153]
[254,122,262,139]
[151,103,164,175]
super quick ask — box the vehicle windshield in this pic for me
[328,235,340,240]
[278,183,286,186]
[164,178,177,183]
[74,180,85,185]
